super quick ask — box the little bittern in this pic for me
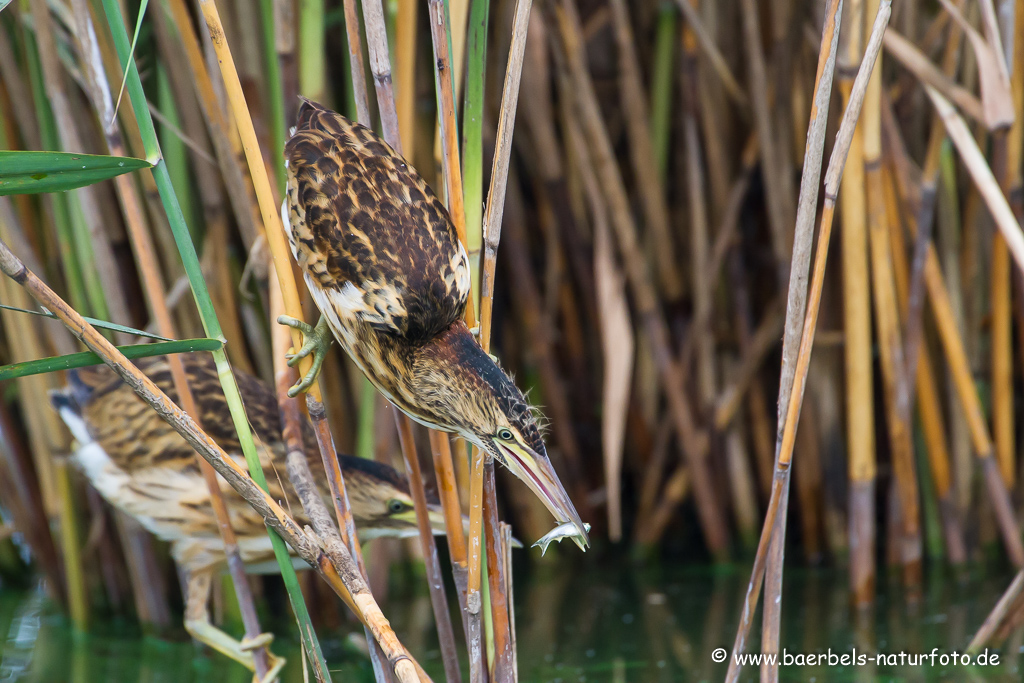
[50,354,446,680]
[280,100,588,545]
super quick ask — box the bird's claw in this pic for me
[241,632,285,683]
[240,632,275,651]
[277,315,332,397]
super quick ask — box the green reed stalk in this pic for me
[355,378,377,460]
[299,0,328,103]
[99,1,330,676]
[462,0,488,314]
[156,66,198,242]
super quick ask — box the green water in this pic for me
[1,563,1022,682]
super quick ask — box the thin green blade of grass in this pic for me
[0,303,172,341]
[99,0,330,677]
[0,338,222,381]
[110,0,149,125]
[0,151,151,195]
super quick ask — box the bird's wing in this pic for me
[75,356,286,475]
[284,100,470,342]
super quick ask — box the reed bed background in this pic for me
[4,0,1024,679]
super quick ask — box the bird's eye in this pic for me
[497,428,514,441]
[387,499,407,514]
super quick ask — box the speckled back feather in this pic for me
[284,99,471,342]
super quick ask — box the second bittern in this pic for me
[51,354,447,680]
[280,99,588,546]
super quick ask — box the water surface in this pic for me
[1,562,1021,682]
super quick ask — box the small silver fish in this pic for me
[532,522,592,556]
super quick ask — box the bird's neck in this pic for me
[406,320,503,432]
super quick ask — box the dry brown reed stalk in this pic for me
[607,0,682,303]
[739,0,796,273]
[362,0,401,153]
[0,233,423,680]
[267,277,395,683]
[991,0,1024,495]
[728,3,891,678]
[551,0,729,559]
[348,4,473,676]
[893,184,1024,565]
[483,463,513,681]
[756,0,847,677]
[862,0,922,588]
[194,3,433,678]
[681,110,715,411]
[836,0,879,610]
[396,0,418,148]
[925,89,1024,270]
[394,412,462,683]
[713,298,784,429]
[162,0,263,255]
[343,0,372,125]
[881,165,966,566]
[671,0,747,109]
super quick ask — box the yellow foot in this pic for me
[185,619,286,683]
[277,314,332,396]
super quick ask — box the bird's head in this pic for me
[338,455,447,540]
[416,323,589,548]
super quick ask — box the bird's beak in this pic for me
[493,438,589,549]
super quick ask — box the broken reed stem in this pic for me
[968,568,1024,652]
[0,238,420,682]
[925,88,1024,273]
[728,3,893,680]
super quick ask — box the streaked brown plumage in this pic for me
[50,353,445,679]
[282,100,588,545]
